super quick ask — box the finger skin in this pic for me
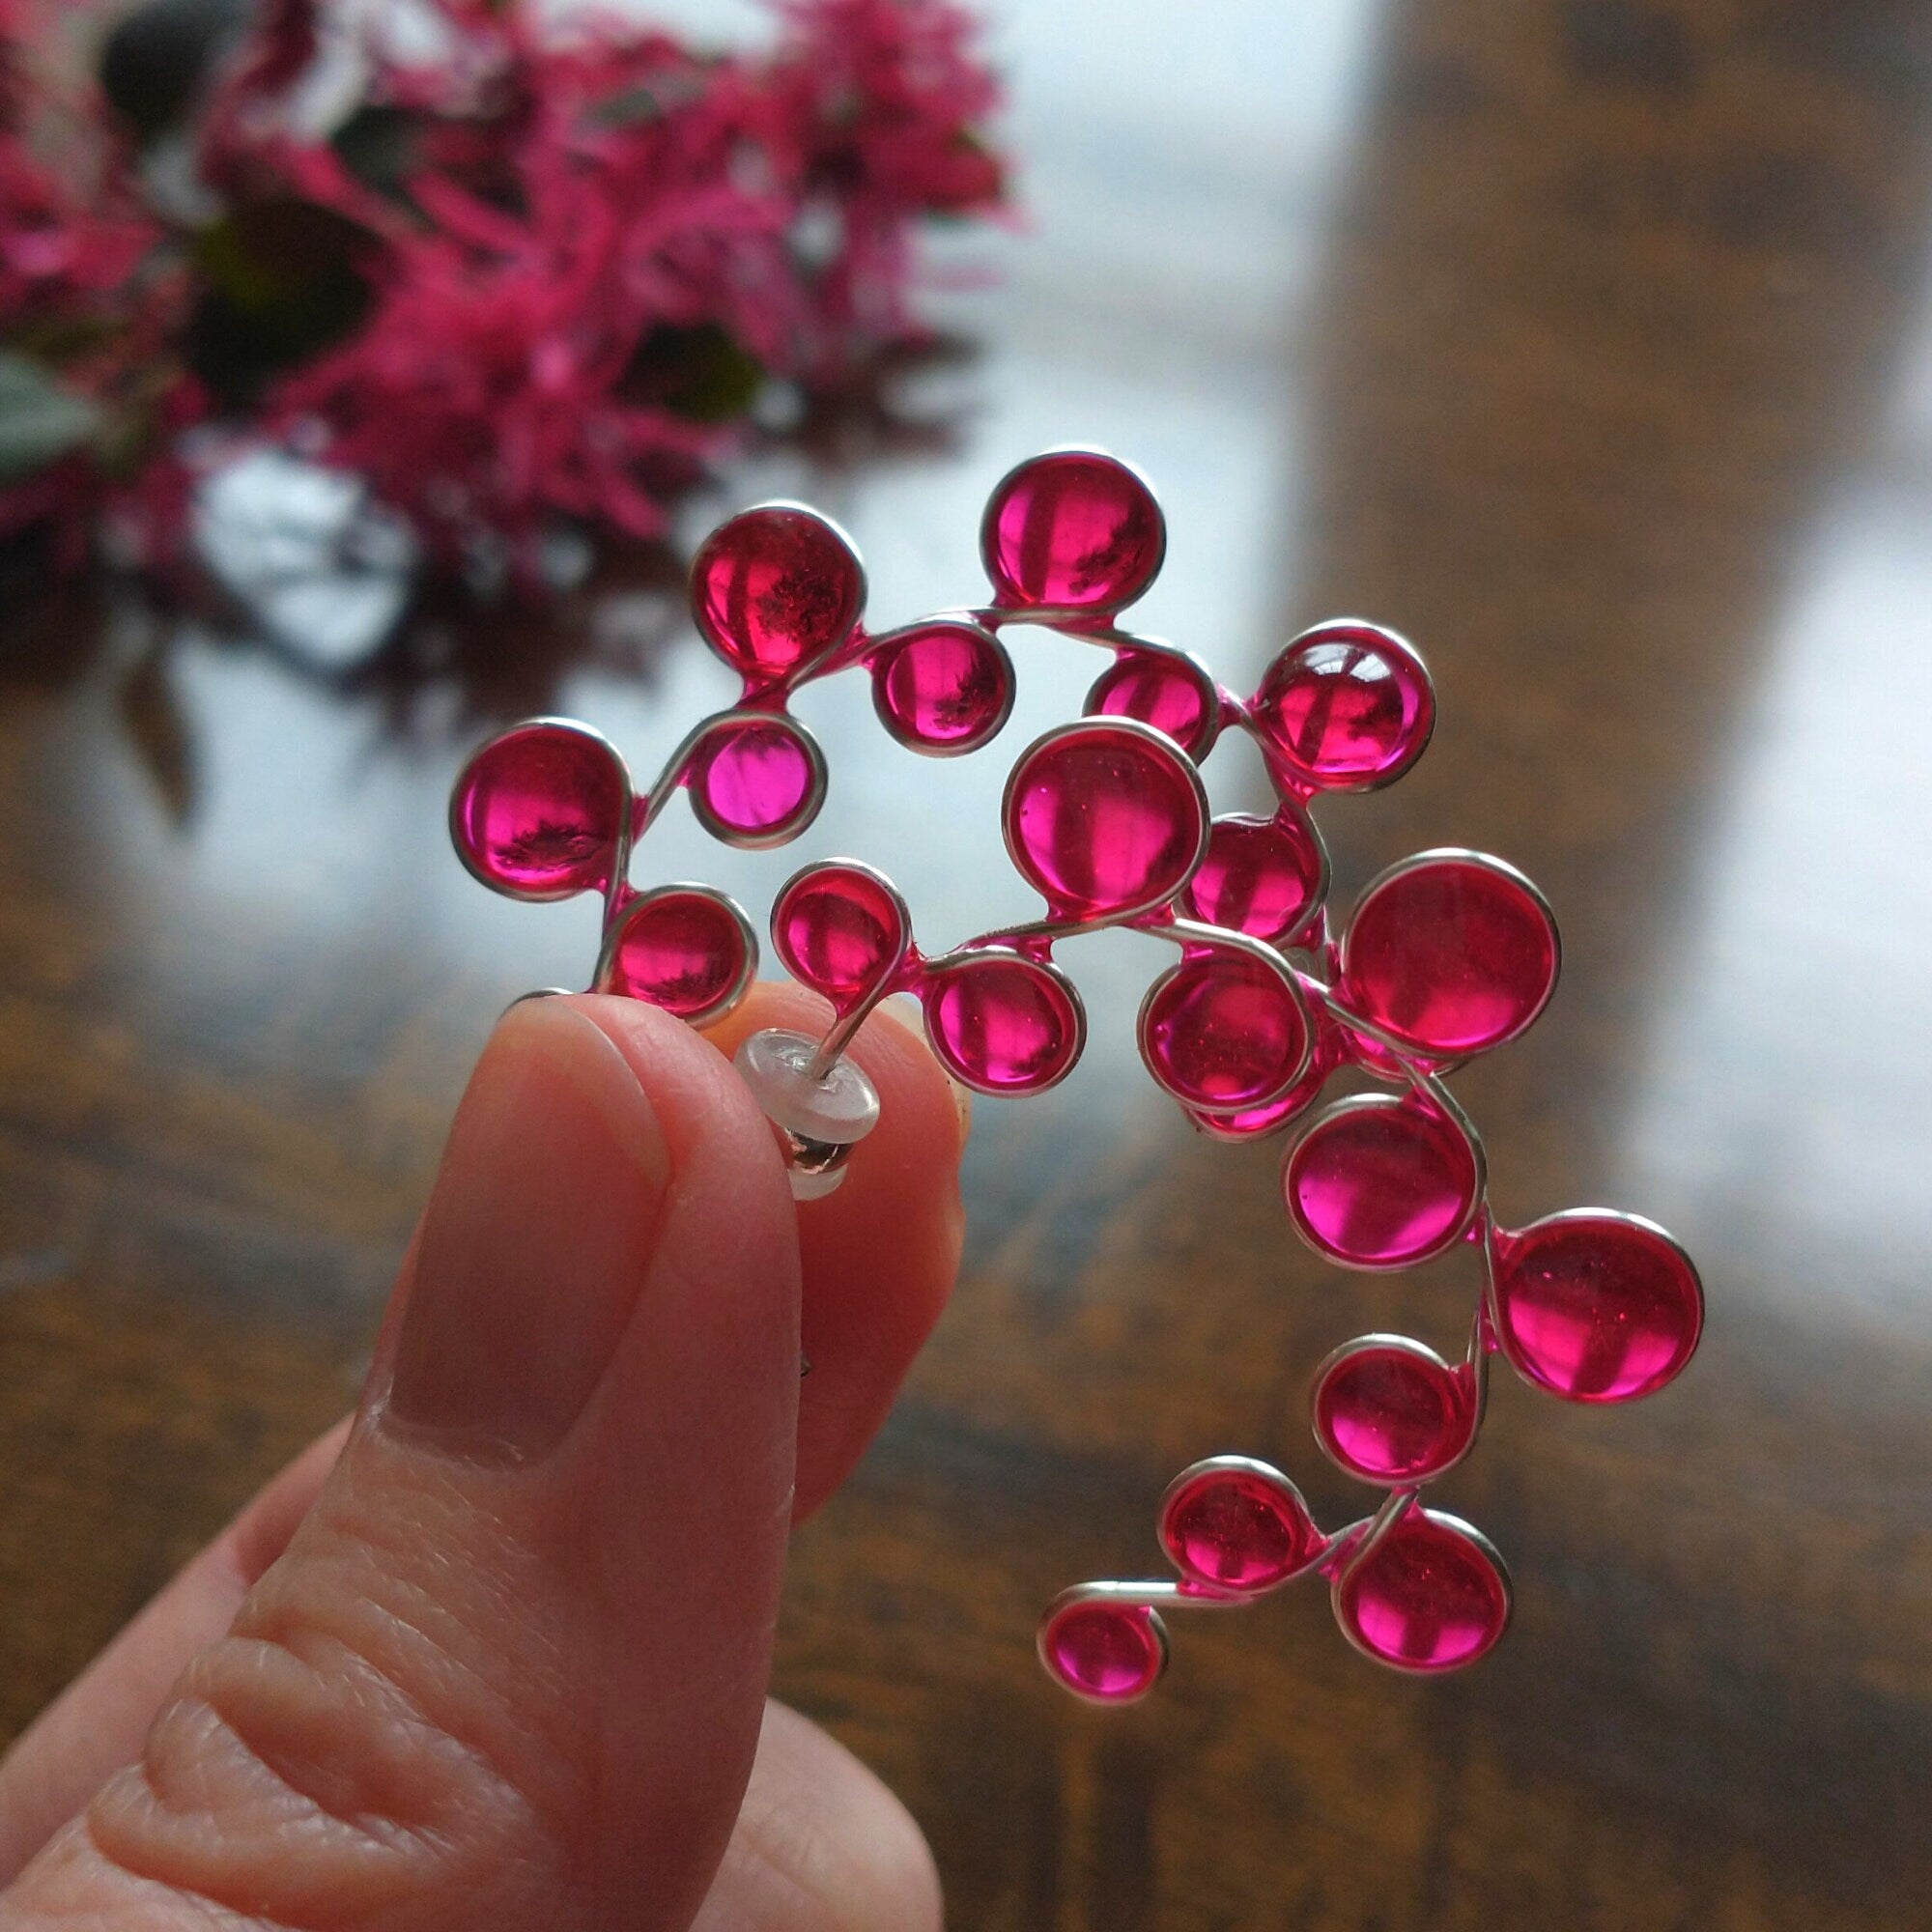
[701,983,967,1521]
[0,985,965,1925]
[1,997,802,1932]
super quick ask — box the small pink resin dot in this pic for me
[980,449,1166,611]
[1250,621,1435,793]
[690,716,824,845]
[1138,953,1310,1112]
[772,862,908,1007]
[1341,851,1559,1058]
[1312,1338,1476,1484]
[690,503,865,687]
[1179,810,1326,945]
[1039,1599,1168,1703]
[1283,1094,1482,1269]
[1159,1461,1324,1593]
[1004,719,1208,923]
[1333,1510,1510,1672]
[451,720,627,900]
[870,620,1014,754]
[600,888,753,1022]
[1085,649,1219,757]
[923,951,1085,1095]
[1492,1210,1704,1402]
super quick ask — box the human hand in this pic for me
[0,988,967,1930]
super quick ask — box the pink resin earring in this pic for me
[450,447,1704,1692]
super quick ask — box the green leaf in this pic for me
[0,352,101,488]
[99,0,249,144]
[330,105,425,200]
[628,322,764,423]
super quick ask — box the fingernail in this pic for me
[384,999,672,1459]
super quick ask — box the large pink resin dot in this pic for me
[1004,720,1208,922]
[1180,810,1326,944]
[690,504,864,686]
[1158,1461,1324,1593]
[1492,1210,1703,1402]
[1085,649,1218,757]
[1250,621,1435,793]
[1312,1338,1476,1484]
[1139,953,1310,1112]
[772,863,908,1005]
[1340,852,1559,1057]
[690,716,823,846]
[600,888,753,1022]
[869,621,1014,754]
[1039,1599,1168,1703]
[1283,1094,1481,1268]
[922,952,1084,1094]
[1333,1509,1510,1672]
[980,449,1165,611]
[451,720,626,900]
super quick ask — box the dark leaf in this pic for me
[626,322,764,423]
[330,104,424,200]
[186,197,377,406]
[99,0,251,144]
[116,639,198,826]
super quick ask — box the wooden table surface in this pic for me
[2,2,1928,1926]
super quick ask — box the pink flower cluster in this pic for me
[0,0,1004,578]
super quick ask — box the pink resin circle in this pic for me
[689,715,825,846]
[1180,810,1326,944]
[1492,1210,1703,1402]
[1250,621,1435,793]
[1184,1039,1337,1142]
[1003,720,1208,922]
[599,888,753,1023]
[1333,1509,1510,1672]
[451,720,627,901]
[1085,649,1219,757]
[690,504,865,686]
[1138,953,1310,1112]
[1158,1461,1324,1593]
[1283,1094,1481,1269]
[1039,1599,1168,1703]
[869,621,1014,754]
[980,449,1165,611]
[1312,1338,1476,1484]
[922,951,1085,1095]
[1340,852,1559,1057]
[771,862,909,1006]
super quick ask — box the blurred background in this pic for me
[1,1,1928,1926]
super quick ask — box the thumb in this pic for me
[4,996,801,1932]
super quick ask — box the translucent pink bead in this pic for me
[771,862,909,1006]
[690,504,865,687]
[1139,953,1309,1112]
[451,721,627,900]
[1183,1041,1336,1141]
[1179,810,1325,944]
[923,952,1085,1094]
[980,449,1165,611]
[690,716,823,845]
[1492,1210,1703,1402]
[1250,621,1434,793]
[869,621,1013,754]
[1039,1599,1167,1703]
[600,888,753,1022]
[1159,1462,1324,1593]
[1004,720,1207,922]
[1085,649,1218,757]
[1333,1509,1510,1672]
[1312,1338,1477,1484]
[1283,1094,1481,1269]
[1341,852,1559,1057]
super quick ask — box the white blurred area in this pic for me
[1619,277,1932,1321]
